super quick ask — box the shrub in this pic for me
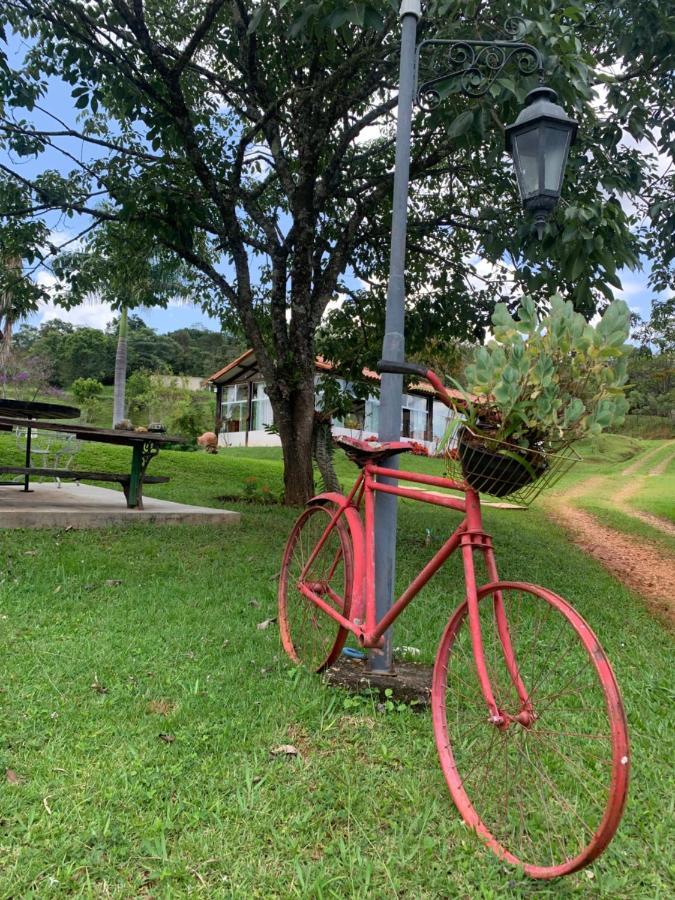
[450,295,631,451]
[71,377,104,404]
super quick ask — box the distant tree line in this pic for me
[626,298,674,420]
[12,316,243,387]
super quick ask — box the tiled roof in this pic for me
[206,350,467,402]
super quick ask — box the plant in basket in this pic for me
[442,295,631,497]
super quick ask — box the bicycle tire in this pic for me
[278,503,354,672]
[432,581,629,879]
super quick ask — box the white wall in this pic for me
[218,429,281,448]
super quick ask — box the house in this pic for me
[206,349,464,451]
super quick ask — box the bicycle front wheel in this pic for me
[432,582,629,879]
[278,503,354,672]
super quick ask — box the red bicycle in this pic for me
[278,360,629,880]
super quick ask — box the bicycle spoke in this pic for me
[434,584,628,877]
[279,506,353,672]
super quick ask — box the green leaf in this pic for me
[491,303,516,332]
[516,295,537,333]
[446,110,474,140]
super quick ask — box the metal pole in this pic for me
[368,0,421,675]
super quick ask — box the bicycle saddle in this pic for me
[335,435,413,467]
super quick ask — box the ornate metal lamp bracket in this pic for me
[415,18,544,107]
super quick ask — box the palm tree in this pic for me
[112,305,129,426]
[56,217,195,426]
[0,255,21,366]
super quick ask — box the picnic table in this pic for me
[0,401,184,508]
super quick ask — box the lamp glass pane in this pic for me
[512,127,540,199]
[543,125,572,193]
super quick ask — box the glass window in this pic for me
[365,398,379,434]
[222,382,249,432]
[402,393,428,440]
[513,127,540,199]
[433,403,463,447]
[251,382,272,430]
[543,124,571,192]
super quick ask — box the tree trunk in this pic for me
[272,380,316,506]
[0,256,20,367]
[112,306,129,426]
[312,413,340,493]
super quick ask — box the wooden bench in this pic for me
[0,467,169,507]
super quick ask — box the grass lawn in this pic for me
[628,450,675,524]
[544,437,675,558]
[0,437,673,896]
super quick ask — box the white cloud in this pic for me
[39,300,114,330]
[31,271,113,329]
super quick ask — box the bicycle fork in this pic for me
[461,496,534,729]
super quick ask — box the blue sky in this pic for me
[2,29,661,337]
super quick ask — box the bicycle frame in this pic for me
[298,461,533,722]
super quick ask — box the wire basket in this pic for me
[443,426,580,506]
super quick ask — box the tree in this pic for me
[633,296,675,355]
[1,1,673,502]
[0,255,21,364]
[54,219,195,425]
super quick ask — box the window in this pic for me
[433,401,463,447]
[401,393,427,440]
[221,383,249,432]
[251,382,273,430]
[364,398,379,434]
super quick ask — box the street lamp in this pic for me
[372,4,577,674]
[506,87,578,239]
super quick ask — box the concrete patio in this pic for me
[0,482,240,529]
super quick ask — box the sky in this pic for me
[1,28,665,339]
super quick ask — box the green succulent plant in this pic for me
[451,295,631,451]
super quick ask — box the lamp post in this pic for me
[370,6,578,674]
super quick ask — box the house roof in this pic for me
[206,349,467,404]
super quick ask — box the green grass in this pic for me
[541,436,674,547]
[0,439,674,896]
[629,453,675,524]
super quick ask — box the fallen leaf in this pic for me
[270,744,301,758]
[105,579,123,587]
[257,617,277,631]
[6,769,20,784]
[158,733,175,743]
[23,550,37,556]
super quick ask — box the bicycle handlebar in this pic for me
[377,359,428,378]
[377,359,457,409]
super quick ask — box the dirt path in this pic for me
[547,449,675,630]
[650,450,674,477]
[621,442,669,477]
[614,446,675,537]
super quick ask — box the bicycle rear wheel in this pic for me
[278,503,354,672]
[432,582,629,879]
